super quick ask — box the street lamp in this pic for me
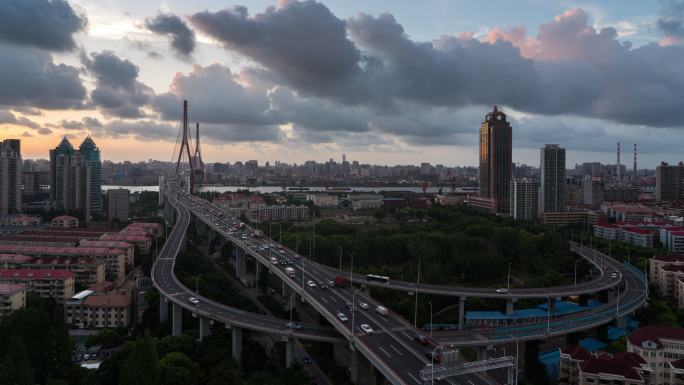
[574,260,579,286]
[428,301,433,339]
[351,287,363,345]
[339,247,343,270]
[506,334,519,385]
[430,345,443,385]
[289,292,296,333]
[349,252,354,287]
[415,255,421,327]
[507,262,512,290]
[546,297,551,335]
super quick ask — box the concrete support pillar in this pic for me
[236,248,246,278]
[507,367,514,385]
[368,364,377,385]
[286,337,295,368]
[172,302,182,336]
[159,296,168,322]
[617,316,627,329]
[232,327,242,363]
[459,297,467,330]
[476,346,487,361]
[350,347,358,384]
[505,299,515,315]
[282,280,286,297]
[255,258,261,278]
[199,317,211,341]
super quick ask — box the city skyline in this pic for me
[0,1,683,167]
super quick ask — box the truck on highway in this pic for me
[253,229,264,237]
[334,276,349,288]
[376,306,389,316]
[285,267,295,278]
[239,222,246,229]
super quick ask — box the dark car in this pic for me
[414,335,430,345]
[302,357,311,365]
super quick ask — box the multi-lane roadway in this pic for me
[154,182,648,385]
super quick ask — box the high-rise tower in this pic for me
[540,144,566,213]
[0,139,22,216]
[479,105,512,214]
[49,136,102,220]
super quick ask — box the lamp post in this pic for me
[574,260,579,286]
[546,297,551,335]
[507,262,512,290]
[339,247,343,270]
[415,255,421,327]
[351,288,362,345]
[507,334,519,385]
[430,345,443,385]
[428,301,433,339]
[349,252,354,287]
[289,292,295,333]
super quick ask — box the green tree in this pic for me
[158,352,201,385]
[0,336,34,385]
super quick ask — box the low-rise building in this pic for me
[623,227,655,248]
[627,325,684,384]
[651,254,684,288]
[0,245,126,283]
[248,205,309,221]
[51,215,79,227]
[0,283,25,316]
[306,193,339,207]
[559,345,650,385]
[99,234,151,254]
[65,290,132,328]
[79,240,135,271]
[594,223,622,240]
[0,269,74,303]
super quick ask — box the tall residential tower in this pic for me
[478,106,512,214]
[49,136,102,220]
[540,144,566,213]
[0,139,22,216]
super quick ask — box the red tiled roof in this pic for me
[580,356,644,381]
[0,254,34,263]
[52,215,78,221]
[0,269,74,280]
[628,326,684,349]
[0,245,125,256]
[623,228,653,235]
[595,223,620,229]
[84,293,130,308]
[652,254,684,262]
[560,345,592,361]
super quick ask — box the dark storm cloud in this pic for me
[187,1,684,132]
[658,1,684,40]
[0,109,40,129]
[190,1,362,98]
[83,51,154,118]
[48,117,104,131]
[145,14,196,58]
[100,120,177,141]
[0,0,86,51]
[0,42,86,109]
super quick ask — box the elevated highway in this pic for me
[154,180,648,385]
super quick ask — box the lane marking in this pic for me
[407,372,421,384]
[468,380,475,385]
[320,297,329,304]
[378,346,392,358]
[390,344,403,355]
[401,331,412,339]
[329,296,337,303]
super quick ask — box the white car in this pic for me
[188,297,200,305]
[496,288,508,293]
[360,324,373,334]
[336,312,348,322]
[307,280,317,288]
[358,302,369,310]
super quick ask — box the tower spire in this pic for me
[174,100,195,193]
[193,122,204,186]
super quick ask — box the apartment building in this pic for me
[0,269,74,303]
[0,245,126,283]
[0,283,25,317]
[79,240,135,270]
[51,215,79,227]
[65,290,131,328]
[627,326,684,384]
[107,188,130,221]
[559,345,650,385]
[248,205,310,221]
[306,193,339,207]
[0,139,22,216]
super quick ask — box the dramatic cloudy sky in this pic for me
[1,0,683,167]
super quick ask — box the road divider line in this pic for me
[390,345,403,355]
[407,372,421,384]
[378,346,392,358]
